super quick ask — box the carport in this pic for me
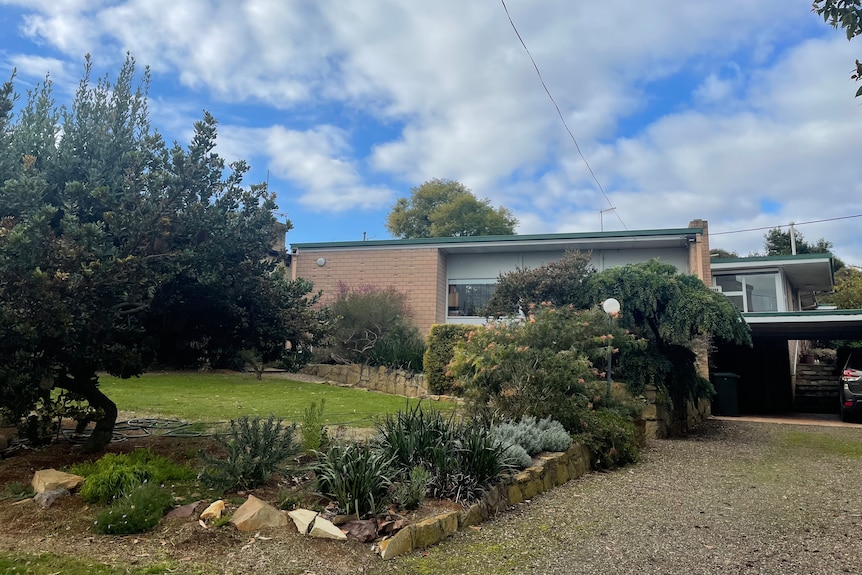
[712,310,862,415]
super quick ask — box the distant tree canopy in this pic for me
[813,0,862,97]
[761,227,844,271]
[386,178,517,239]
[709,248,739,259]
[0,56,329,451]
[486,253,751,424]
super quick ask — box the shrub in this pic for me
[390,465,432,511]
[449,305,641,425]
[375,402,455,472]
[491,416,572,457]
[440,424,509,504]
[328,284,425,369]
[500,442,532,469]
[18,396,59,446]
[93,483,174,535]
[376,404,509,504]
[313,443,394,517]
[573,409,639,470]
[492,420,543,455]
[366,325,427,371]
[424,324,472,395]
[301,399,328,452]
[72,449,195,504]
[199,415,299,491]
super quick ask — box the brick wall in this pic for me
[688,219,712,381]
[293,247,445,333]
[688,218,711,285]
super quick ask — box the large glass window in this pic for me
[448,283,496,317]
[714,273,779,312]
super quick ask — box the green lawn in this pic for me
[0,553,199,575]
[98,371,451,427]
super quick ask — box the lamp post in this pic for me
[601,298,620,397]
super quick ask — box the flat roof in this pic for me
[744,310,862,339]
[291,227,702,254]
[712,254,834,292]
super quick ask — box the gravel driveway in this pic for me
[370,419,862,575]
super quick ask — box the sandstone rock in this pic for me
[309,515,347,540]
[230,495,288,532]
[438,511,459,538]
[0,434,8,451]
[342,519,377,543]
[166,500,204,520]
[34,488,69,509]
[378,525,414,560]
[31,469,84,494]
[199,500,225,521]
[287,508,318,534]
[411,517,444,549]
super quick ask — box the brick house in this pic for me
[290,217,862,415]
[290,219,711,334]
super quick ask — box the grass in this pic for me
[0,553,202,575]
[776,428,862,458]
[98,371,453,427]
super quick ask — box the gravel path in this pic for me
[371,419,862,575]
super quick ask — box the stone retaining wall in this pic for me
[376,442,592,560]
[641,384,711,439]
[302,365,706,439]
[794,364,838,413]
[300,364,429,398]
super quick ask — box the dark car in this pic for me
[840,352,862,421]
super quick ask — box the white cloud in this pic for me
[219,124,394,213]
[3,0,862,263]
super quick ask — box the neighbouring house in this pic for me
[289,219,862,415]
[710,253,862,414]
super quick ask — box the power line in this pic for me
[711,214,862,236]
[499,0,626,230]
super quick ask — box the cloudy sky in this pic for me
[1,1,861,263]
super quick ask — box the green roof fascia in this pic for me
[712,253,834,264]
[292,227,702,250]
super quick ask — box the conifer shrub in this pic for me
[72,449,195,504]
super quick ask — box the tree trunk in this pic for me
[57,374,118,453]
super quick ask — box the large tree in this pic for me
[0,56,328,451]
[831,266,862,308]
[385,178,517,239]
[813,0,862,97]
[487,254,751,425]
[761,227,844,271]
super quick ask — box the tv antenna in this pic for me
[600,207,617,232]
